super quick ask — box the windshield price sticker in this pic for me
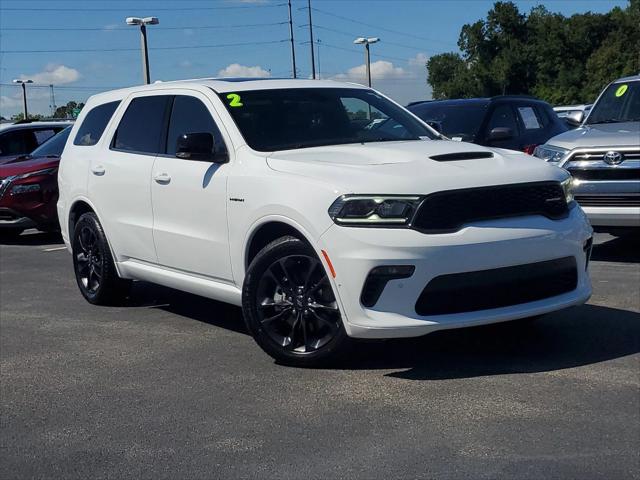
[227,93,243,107]
[615,85,628,97]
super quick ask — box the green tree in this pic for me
[54,101,85,119]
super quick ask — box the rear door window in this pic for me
[33,128,57,145]
[0,129,37,156]
[487,105,519,133]
[112,96,172,154]
[517,106,543,130]
[74,101,120,146]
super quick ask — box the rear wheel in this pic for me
[72,212,131,305]
[242,236,350,367]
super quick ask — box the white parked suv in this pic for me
[58,78,593,366]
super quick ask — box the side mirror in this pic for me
[488,127,514,141]
[565,110,584,127]
[175,132,228,163]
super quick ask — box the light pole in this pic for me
[125,16,159,84]
[353,37,380,87]
[12,79,33,120]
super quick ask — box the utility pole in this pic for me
[307,0,316,79]
[49,84,56,117]
[316,39,321,79]
[126,16,159,84]
[287,0,297,78]
[12,79,32,120]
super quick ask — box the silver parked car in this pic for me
[535,75,640,233]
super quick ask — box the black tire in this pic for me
[242,235,351,367]
[72,212,131,305]
[0,229,24,241]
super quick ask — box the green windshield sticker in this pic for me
[615,84,628,97]
[226,93,243,107]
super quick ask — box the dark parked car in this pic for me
[0,127,71,238]
[407,96,568,154]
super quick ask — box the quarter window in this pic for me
[74,101,120,146]
[0,130,36,156]
[166,96,227,156]
[112,96,171,154]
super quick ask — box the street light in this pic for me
[125,16,159,85]
[12,79,33,120]
[353,37,380,87]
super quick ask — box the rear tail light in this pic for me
[523,144,538,155]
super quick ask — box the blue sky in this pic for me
[0,0,627,118]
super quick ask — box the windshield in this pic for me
[586,81,640,124]
[218,88,436,152]
[408,102,487,141]
[30,127,71,157]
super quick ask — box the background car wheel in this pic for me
[242,235,350,367]
[72,212,131,305]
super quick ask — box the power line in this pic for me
[0,39,288,54]
[311,7,458,49]
[315,41,409,63]
[0,3,286,11]
[1,22,288,32]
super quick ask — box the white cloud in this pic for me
[334,60,407,84]
[409,53,429,67]
[217,63,271,78]
[20,64,80,85]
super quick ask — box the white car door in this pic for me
[151,92,233,282]
[88,94,172,264]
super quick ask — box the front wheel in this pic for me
[242,236,350,367]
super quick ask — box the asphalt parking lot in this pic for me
[1,231,638,479]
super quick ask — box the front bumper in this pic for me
[581,206,640,227]
[0,207,37,230]
[320,206,593,339]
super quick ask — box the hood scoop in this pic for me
[430,151,494,162]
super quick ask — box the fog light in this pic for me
[360,265,415,308]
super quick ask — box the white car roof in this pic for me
[0,120,73,133]
[84,78,369,105]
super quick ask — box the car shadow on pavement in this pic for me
[0,230,63,247]
[341,304,640,380]
[591,234,640,263]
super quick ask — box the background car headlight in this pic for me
[329,195,421,226]
[561,177,574,204]
[533,144,568,164]
[10,184,41,195]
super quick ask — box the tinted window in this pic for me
[74,101,120,146]
[219,88,435,152]
[0,129,37,156]
[112,96,171,154]
[410,103,487,142]
[30,127,72,157]
[487,105,518,133]
[33,128,57,145]
[166,96,227,156]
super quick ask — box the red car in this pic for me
[0,127,71,239]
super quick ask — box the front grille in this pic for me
[568,168,640,181]
[415,257,578,316]
[0,209,18,221]
[412,181,568,233]
[575,195,640,207]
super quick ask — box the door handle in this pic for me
[154,172,171,184]
[91,165,106,176]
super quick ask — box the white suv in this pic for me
[58,78,593,366]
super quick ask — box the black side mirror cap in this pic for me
[488,127,514,141]
[175,132,228,163]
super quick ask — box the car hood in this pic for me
[0,155,60,177]
[546,122,640,150]
[265,140,566,193]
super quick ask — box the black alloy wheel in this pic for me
[243,236,350,366]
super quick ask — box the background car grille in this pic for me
[568,168,640,181]
[574,195,640,207]
[411,181,568,233]
[415,257,578,315]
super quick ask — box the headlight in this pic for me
[329,195,421,226]
[561,176,574,204]
[533,144,568,164]
[10,184,41,195]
